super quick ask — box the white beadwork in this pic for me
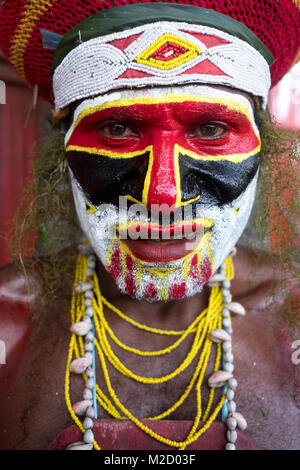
[67,250,98,451]
[218,254,247,451]
[53,21,270,110]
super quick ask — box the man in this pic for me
[0,0,299,450]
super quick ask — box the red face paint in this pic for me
[67,93,259,302]
[66,101,260,211]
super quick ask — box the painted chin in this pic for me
[105,237,213,302]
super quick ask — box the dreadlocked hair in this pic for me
[8,125,82,315]
[244,108,300,262]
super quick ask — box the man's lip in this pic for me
[121,237,201,262]
[120,228,213,263]
[117,220,213,239]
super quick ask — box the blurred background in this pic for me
[0,52,299,268]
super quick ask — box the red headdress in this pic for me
[0,0,299,107]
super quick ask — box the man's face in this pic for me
[65,85,260,301]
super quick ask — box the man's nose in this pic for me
[144,133,179,214]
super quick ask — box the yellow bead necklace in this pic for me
[65,246,239,450]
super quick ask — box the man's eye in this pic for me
[191,122,227,139]
[99,123,138,138]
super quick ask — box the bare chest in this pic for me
[1,306,299,450]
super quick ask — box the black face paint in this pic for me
[67,150,150,207]
[66,95,261,218]
[67,148,260,210]
[179,152,260,206]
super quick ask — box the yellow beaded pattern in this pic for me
[134,33,202,71]
[9,0,57,81]
[65,253,234,450]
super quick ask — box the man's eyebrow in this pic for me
[85,105,152,121]
[174,104,251,124]
[77,100,253,127]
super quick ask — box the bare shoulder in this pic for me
[231,245,300,449]
[233,244,300,374]
[233,244,300,323]
[0,260,73,449]
[0,252,75,381]
[0,263,37,449]
[0,263,40,379]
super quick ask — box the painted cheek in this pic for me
[66,101,259,210]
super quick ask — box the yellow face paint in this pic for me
[67,86,260,302]
[66,93,259,144]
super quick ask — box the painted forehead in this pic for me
[65,85,258,144]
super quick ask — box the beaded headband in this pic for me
[0,0,299,107]
[50,6,272,110]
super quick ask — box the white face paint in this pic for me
[66,85,260,301]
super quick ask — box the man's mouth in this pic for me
[118,221,213,262]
